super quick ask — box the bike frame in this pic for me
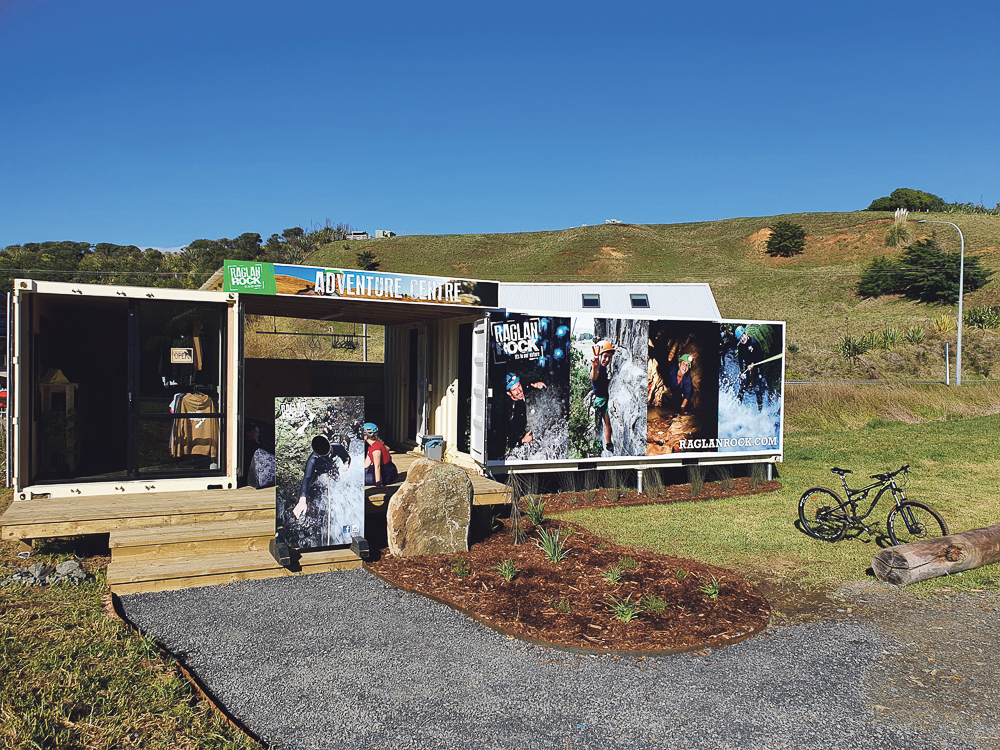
[834,471,908,533]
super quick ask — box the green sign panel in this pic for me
[223,261,277,295]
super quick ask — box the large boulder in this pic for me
[387,458,473,557]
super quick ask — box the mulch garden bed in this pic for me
[367,478,777,653]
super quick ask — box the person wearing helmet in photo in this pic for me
[505,372,547,451]
[668,353,695,412]
[590,339,615,451]
[362,423,398,487]
[292,433,352,520]
[735,325,765,411]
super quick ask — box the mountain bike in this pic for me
[798,465,948,545]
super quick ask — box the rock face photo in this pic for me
[275,396,365,549]
[593,318,649,457]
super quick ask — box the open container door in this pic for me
[469,318,487,463]
[6,291,15,487]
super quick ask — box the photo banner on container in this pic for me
[486,312,571,463]
[483,312,785,468]
[274,396,365,550]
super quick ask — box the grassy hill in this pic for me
[308,211,1000,381]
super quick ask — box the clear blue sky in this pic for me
[1,0,997,249]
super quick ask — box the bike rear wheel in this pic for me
[887,501,949,546]
[798,487,849,542]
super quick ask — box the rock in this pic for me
[56,560,82,576]
[29,563,51,581]
[387,458,473,557]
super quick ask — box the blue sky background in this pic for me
[1,0,997,249]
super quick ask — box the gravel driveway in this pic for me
[120,569,996,750]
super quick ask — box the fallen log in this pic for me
[872,522,1000,586]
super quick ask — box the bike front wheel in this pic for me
[798,487,848,542]
[886,501,949,546]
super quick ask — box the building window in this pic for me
[582,294,600,309]
[630,293,649,308]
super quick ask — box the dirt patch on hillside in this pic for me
[744,219,900,266]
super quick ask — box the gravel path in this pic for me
[120,569,988,750]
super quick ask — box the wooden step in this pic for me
[108,547,363,595]
[110,518,276,559]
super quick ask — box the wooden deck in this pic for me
[1,451,508,594]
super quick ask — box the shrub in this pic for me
[964,306,1000,330]
[905,327,925,344]
[933,315,957,333]
[836,335,869,360]
[765,221,807,257]
[882,327,903,350]
[885,223,911,248]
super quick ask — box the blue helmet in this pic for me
[735,326,746,339]
[506,373,520,390]
[363,422,379,436]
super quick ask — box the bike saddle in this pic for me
[830,467,852,475]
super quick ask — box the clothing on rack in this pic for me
[170,391,219,459]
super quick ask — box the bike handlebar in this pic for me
[869,464,909,480]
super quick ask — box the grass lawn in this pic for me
[0,492,260,750]
[558,412,1000,595]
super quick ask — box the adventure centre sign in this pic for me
[223,260,498,308]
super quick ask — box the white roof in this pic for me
[497,282,720,319]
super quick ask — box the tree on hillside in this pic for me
[856,256,900,298]
[895,238,993,304]
[856,238,993,304]
[866,188,944,212]
[765,221,807,257]
[355,247,380,271]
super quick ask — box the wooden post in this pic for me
[18,539,33,556]
[872,522,1000,586]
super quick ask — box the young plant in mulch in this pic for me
[643,468,665,500]
[602,564,624,585]
[687,465,706,497]
[606,594,643,623]
[524,495,545,525]
[505,474,528,544]
[604,468,622,503]
[675,568,687,580]
[451,558,472,578]
[619,556,637,571]
[641,593,667,614]
[583,469,599,503]
[699,575,723,601]
[551,597,572,614]
[712,465,735,493]
[494,558,519,582]
[535,526,570,563]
